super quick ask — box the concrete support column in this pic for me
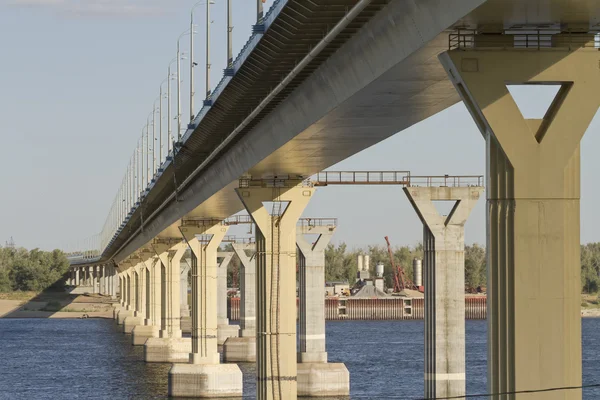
[109,266,115,298]
[93,266,99,294]
[180,264,190,318]
[439,48,600,400]
[217,251,238,345]
[85,266,90,288]
[296,221,349,397]
[75,268,80,286]
[224,243,257,363]
[133,251,161,346]
[100,265,106,295]
[145,240,191,363]
[169,221,242,398]
[404,186,482,399]
[236,182,314,400]
[124,260,147,334]
[117,267,135,325]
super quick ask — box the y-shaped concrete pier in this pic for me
[296,218,349,397]
[439,45,600,400]
[223,242,257,363]
[217,251,239,345]
[132,249,161,345]
[145,239,191,363]
[404,186,482,399]
[169,220,242,398]
[236,179,314,400]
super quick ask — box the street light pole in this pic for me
[228,0,233,67]
[191,1,213,122]
[167,57,176,155]
[205,0,211,99]
[257,0,263,24]
[152,101,157,178]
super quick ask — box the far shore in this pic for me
[0,290,115,319]
[2,290,599,319]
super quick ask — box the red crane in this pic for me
[385,236,417,292]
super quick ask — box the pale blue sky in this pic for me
[1,0,599,251]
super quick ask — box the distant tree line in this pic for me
[0,247,70,292]
[324,242,600,294]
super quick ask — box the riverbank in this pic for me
[0,290,114,319]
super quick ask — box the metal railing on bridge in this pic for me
[449,29,600,50]
[309,171,483,188]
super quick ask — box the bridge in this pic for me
[66,0,600,399]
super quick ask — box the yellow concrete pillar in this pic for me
[168,220,242,398]
[145,239,191,363]
[132,249,161,346]
[236,181,315,400]
[439,47,600,400]
[404,186,483,399]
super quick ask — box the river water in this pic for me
[0,319,599,399]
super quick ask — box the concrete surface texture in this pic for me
[180,262,190,318]
[169,364,243,398]
[404,186,482,399]
[236,183,314,399]
[439,47,600,400]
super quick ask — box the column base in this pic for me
[223,336,256,363]
[217,324,240,345]
[144,337,192,363]
[132,325,159,345]
[168,363,243,398]
[112,305,124,320]
[181,316,192,334]
[123,316,143,334]
[116,309,133,325]
[180,305,190,318]
[297,363,350,397]
[298,351,328,363]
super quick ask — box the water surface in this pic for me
[0,319,599,399]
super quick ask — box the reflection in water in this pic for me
[0,319,599,399]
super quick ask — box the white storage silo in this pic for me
[375,262,384,278]
[413,258,423,287]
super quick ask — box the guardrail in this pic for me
[449,29,600,50]
[311,171,411,186]
[298,218,337,228]
[409,175,484,187]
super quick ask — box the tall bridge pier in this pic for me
[236,179,314,400]
[223,242,257,363]
[439,43,600,400]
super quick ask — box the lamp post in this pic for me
[227,0,233,67]
[190,1,214,122]
[152,97,160,178]
[166,57,177,156]
[176,30,191,141]
[257,0,263,24]
[159,78,168,167]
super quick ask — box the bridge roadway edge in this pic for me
[112,0,486,263]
